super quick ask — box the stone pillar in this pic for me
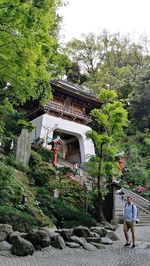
[16,129,31,166]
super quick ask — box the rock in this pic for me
[86,236,101,244]
[101,222,116,231]
[9,231,21,244]
[105,231,119,241]
[73,226,91,238]
[83,242,97,251]
[46,226,57,233]
[49,232,59,239]
[90,226,107,237]
[26,229,50,249]
[50,235,66,249]
[55,229,74,241]
[70,235,87,246]
[101,237,113,245]
[0,224,13,241]
[11,236,34,256]
[90,242,106,249]
[90,231,100,237]
[66,242,81,248]
[0,241,12,251]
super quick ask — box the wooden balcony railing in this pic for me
[44,101,92,124]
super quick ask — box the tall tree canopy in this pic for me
[64,31,150,98]
[0,0,63,105]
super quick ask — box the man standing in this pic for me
[123,196,137,248]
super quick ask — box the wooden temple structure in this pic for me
[30,79,101,164]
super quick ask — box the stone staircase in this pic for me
[123,188,150,224]
[115,188,150,224]
[57,159,90,187]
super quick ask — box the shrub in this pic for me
[39,148,53,163]
[52,198,96,228]
[29,151,43,168]
[32,163,56,186]
[0,206,39,232]
[6,155,30,173]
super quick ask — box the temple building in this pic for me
[29,79,101,164]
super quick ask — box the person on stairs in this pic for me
[123,196,137,248]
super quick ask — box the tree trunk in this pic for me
[97,190,106,223]
[97,144,106,223]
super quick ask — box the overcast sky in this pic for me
[59,0,150,42]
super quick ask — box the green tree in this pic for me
[64,31,150,98]
[0,0,69,142]
[0,0,63,105]
[129,68,150,131]
[87,89,128,222]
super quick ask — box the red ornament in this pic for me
[51,137,64,167]
[119,160,124,174]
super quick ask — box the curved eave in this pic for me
[50,80,102,107]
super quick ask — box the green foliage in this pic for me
[17,119,34,132]
[0,0,63,106]
[6,154,30,173]
[129,68,150,130]
[29,150,43,168]
[32,162,56,186]
[86,89,128,221]
[0,162,28,205]
[56,166,74,175]
[91,90,128,138]
[123,142,149,186]
[52,198,96,228]
[38,147,53,163]
[64,31,150,98]
[0,206,39,232]
[35,187,54,219]
[97,88,118,102]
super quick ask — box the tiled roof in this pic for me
[50,79,99,103]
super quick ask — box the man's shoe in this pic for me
[124,243,130,247]
[132,243,135,248]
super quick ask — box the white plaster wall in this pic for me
[31,115,43,142]
[31,114,95,163]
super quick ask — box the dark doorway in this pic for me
[53,130,81,163]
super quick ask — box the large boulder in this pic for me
[66,242,81,248]
[105,231,119,241]
[101,237,113,245]
[11,236,35,256]
[9,231,22,244]
[26,229,50,249]
[90,226,107,237]
[86,236,101,244]
[0,241,12,251]
[55,229,74,241]
[83,242,97,251]
[73,226,91,238]
[50,235,66,249]
[70,236,87,246]
[0,224,13,241]
[101,222,116,231]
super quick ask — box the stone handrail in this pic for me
[135,203,150,214]
[123,188,150,211]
